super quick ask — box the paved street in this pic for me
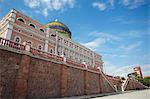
[92,89,150,99]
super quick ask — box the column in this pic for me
[14,54,30,99]
[55,33,58,55]
[44,28,49,52]
[61,65,68,97]
[92,52,95,67]
[5,9,17,40]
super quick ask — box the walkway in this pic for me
[92,89,150,99]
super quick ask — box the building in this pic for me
[144,76,150,79]
[0,9,103,71]
[133,66,143,78]
[127,73,136,80]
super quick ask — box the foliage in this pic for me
[137,77,150,87]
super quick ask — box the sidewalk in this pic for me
[58,90,146,99]
[59,92,123,99]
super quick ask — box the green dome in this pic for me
[46,20,71,39]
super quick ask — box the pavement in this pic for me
[59,89,150,99]
[92,89,150,99]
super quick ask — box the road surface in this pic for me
[92,89,150,99]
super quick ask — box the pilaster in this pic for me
[60,65,68,97]
[14,54,30,99]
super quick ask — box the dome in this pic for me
[45,20,71,39]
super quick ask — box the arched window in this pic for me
[14,36,21,43]
[40,29,44,33]
[27,41,32,47]
[38,45,43,50]
[29,23,36,28]
[51,34,56,37]
[17,17,25,23]
[50,49,53,53]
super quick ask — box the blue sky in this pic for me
[0,0,150,77]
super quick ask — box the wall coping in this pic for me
[0,46,100,74]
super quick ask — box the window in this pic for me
[50,49,53,53]
[38,45,42,50]
[27,41,32,47]
[51,34,56,37]
[14,36,21,43]
[17,18,25,23]
[29,23,36,28]
[40,29,44,32]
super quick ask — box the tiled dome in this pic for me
[46,20,71,39]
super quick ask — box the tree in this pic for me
[137,77,150,87]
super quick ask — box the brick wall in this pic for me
[27,58,62,98]
[1,48,146,99]
[67,67,84,96]
[125,79,146,91]
[84,71,100,95]
[0,49,21,99]
[100,74,116,93]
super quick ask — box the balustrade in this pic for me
[0,37,25,50]
[0,37,99,72]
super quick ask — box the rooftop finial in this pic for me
[55,19,58,22]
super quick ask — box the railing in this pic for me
[0,37,25,50]
[30,47,64,62]
[0,37,100,72]
[66,59,85,68]
[87,66,99,72]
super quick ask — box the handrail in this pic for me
[123,78,129,89]
[0,37,100,72]
[0,37,25,50]
[100,71,117,91]
[66,59,85,68]
[30,47,64,62]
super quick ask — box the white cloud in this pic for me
[104,62,150,77]
[98,32,121,41]
[92,2,107,11]
[103,53,128,58]
[89,31,122,41]
[121,0,148,9]
[124,31,141,38]
[122,0,130,6]
[24,0,40,8]
[24,0,75,17]
[82,31,121,51]
[119,41,142,51]
[82,38,106,50]
[108,0,114,6]
[142,64,150,76]
[104,62,133,78]
[93,0,148,11]
[42,8,48,17]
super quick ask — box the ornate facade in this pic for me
[0,9,103,71]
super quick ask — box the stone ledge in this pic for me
[0,46,100,74]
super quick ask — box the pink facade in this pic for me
[0,9,103,70]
